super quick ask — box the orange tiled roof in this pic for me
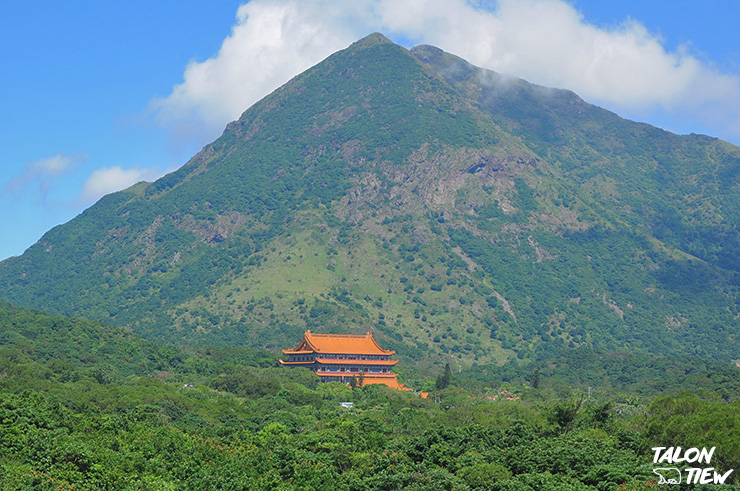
[315,358,398,366]
[360,375,412,391]
[315,372,398,378]
[279,358,398,366]
[312,372,410,391]
[283,330,395,355]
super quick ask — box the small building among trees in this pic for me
[280,330,410,390]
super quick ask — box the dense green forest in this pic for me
[2,301,739,489]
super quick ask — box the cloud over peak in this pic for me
[149,1,354,146]
[81,166,165,204]
[149,0,740,146]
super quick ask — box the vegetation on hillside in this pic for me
[2,302,739,489]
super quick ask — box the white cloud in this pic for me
[150,0,740,146]
[409,0,738,115]
[148,0,358,148]
[4,153,85,196]
[29,154,77,176]
[3,153,167,206]
[81,166,164,203]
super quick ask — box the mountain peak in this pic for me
[351,32,394,49]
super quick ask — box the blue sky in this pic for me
[2,0,740,261]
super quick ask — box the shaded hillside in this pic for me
[0,300,275,386]
[0,300,181,382]
[1,34,739,369]
[461,347,740,398]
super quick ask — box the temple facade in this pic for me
[280,330,409,390]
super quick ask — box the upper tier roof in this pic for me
[282,330,396,355]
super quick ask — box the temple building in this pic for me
[280,330,410,390]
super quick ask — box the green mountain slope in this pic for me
[0,299,182,385]
[414,44,740,271]
[1,33,739,369]
[0,299,278,388]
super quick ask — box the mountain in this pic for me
[2,33,740,369]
